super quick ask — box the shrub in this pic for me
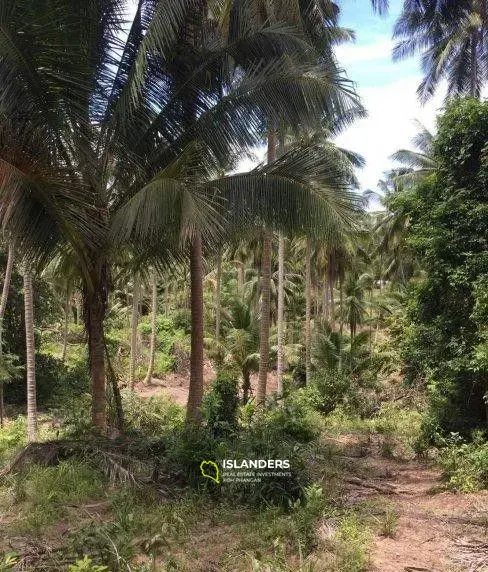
[122,390,184,436]
[438,431,488,492]
[257,388,323,443]
[202,371,239,436]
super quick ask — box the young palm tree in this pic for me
[393,0,488,100]
[390,121,436,185]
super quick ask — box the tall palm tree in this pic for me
[0,244,14,425]
[144,268,158,385]
[23,270,36,443]
[393,0,488,100]
[129,273,141,389]
[2,1,363,429]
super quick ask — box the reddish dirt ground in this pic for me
[133,362,279,405]
[344,455,488,571]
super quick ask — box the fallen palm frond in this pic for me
[0,438,177,487]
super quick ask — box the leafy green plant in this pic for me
[202,370,240,436]
[439,431,488,492]
[68,556,109,572]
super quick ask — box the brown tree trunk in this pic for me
[242,369,251,403]
[276,233,285,397]
[85,287,107,432]
[339,277,344,336]
[256,230,272,404]
[470,30,479,97]
[61,287,70,363]
[129,273,141,389]
[256,126,276,404]
[186,231,204,422]
[215,251,222,341]
[23,271,37,443]
[305,238,312,385]
[144,269,158,385]
[0,244,14,428]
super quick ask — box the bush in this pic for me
[202,371,239,436]
[122,390,184,436]
[438,431,488,492]
[257,387,323,443]
[0,417,27,464]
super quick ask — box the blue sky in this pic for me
[335,0,444,192]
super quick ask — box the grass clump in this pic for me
[10,460,105,533]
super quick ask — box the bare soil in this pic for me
[344,453,488,571]
[133,362,278,406]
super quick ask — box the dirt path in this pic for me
[343,455,488,571]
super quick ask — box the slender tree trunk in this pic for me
[329,279,335,330]
[257,231,272,404]
[339,277,344,337]
[85,286,107,432]
[144,269,158,385]
[164,283,169,315]
[305,238,312,385]
[470,30,479,97]
[256,126,276,404]
[129,274,141,389]
[215,251,222,341]
[186,231,204,422]
[0,245,14,428]
[242,369,251,403]
[23,271,37,443]
[61,287,70,363]
[276,233,285,397]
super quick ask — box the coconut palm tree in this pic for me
[1,1,365,429]
[144,268,158,385]
[23,269,36,443]
[393,0,488,100]
[0,244,14,425]
[129,273,141,389]
[390,121,436,185]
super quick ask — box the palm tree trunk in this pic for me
[129,273,141,389]
[470,30,479,97]
[339,277,344,336]
[242,369,251,403]
[305,238,312,385]
[23,271,37,443]
[276,233,285,397]
[257,230,272,404]
[61,287,70,363]
[0,244,14,428]
[164,283,169,315]
[329,279,335,330]
[186,231,204,422]
[215,251,222,341]
[144,269,158,385]
[85,283,107,433]
[256,126,276,404]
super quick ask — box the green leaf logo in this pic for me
[200,460,219,483]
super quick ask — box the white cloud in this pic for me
[335,76,445,192]
[335,37,393,65]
